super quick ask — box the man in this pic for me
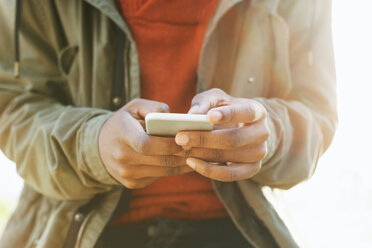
[0,0,336,247]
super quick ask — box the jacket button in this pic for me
[247,77,255,84]
[74,213,84,222]
[112,97,121,105]
[147,225,159,237]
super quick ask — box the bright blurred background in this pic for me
[1,1,372,247]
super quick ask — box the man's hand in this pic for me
[175,88,269,182]
[99,99,192,189]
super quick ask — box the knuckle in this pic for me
[160,103,170,113]
[112,149,125,161]
[253,162,262,174]
[263,131,270,142]
[199,133,207,147]
[135,135,150,155]
[246,105,256,121]
[191,95,203,106]
[210,88,225,95]
[119,168,134,179]
[167,167,180,176]
[226,107,236,122]
[260,125,270,141]
[258,146,268,160]
[120,154,131,164]
[134,138,144,153]
[257,130,269,144]
[208,149,223,162]
[124,180,139,189]
[160,155,175,167]
[232,130,242,147]
[224,129,241,148]
[229,169,236,182]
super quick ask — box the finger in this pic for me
[138,120,146,130]
[130,134,182,155]
[213,123,239,130]
[207,101,266,124]
[121,112,181,155]
[122,177,160,189]
[175,123,269,149]
[188,88,230,114]
[139,155,187,167]
[121,165,194,179]
[187,144,267,163]
[186,158,261,182]
[111,144,187,168]
[123,98,170,119]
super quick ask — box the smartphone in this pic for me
[145,113,213,136]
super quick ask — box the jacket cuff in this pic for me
[262,115,278,165]
[81,113,121,186]
[253,98,280,165]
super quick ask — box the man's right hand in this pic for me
[99,99,192,189]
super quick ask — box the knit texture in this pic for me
[112,0,228,225]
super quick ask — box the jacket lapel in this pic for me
[83,0,133,40]
[251,0,279,14]
[198,0,281,92]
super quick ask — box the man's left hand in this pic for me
[175,88,270,182]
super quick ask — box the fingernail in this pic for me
[209,111,222,122]
[176,134,189,146]
[187,158,196,169]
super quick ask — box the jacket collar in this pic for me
[83,0,134,40]
[83,0,280,33]
[251,0,279,14]
[215,0,280,17]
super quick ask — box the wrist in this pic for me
[81,112,121,186]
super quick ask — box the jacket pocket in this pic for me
[57,45,80,105]
[58,45,79,77]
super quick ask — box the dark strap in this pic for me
[107,187,131,224]
[110,25,127,111]
[62,195,102,248]
[14,0,22,77]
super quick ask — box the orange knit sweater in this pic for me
[112,0,228,225]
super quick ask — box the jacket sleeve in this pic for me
[0,2,120,201]
[252,0,337,189]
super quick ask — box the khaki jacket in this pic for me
[0,0,336,247]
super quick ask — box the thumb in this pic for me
[188,88,230,114]
[188,102,211,115]
[207,101,266,124]
[123,98,170,119]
